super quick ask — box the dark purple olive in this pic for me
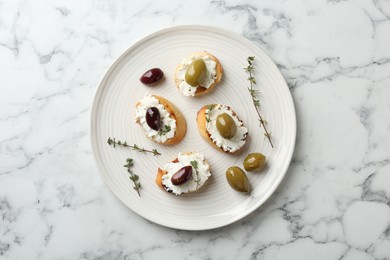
[140,68,164,85]
[171,166,193,186]
[146,107,161,131]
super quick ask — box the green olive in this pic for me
[243,153,266,172]
[226,166,250,193]
[216,113,237,139]
[185,59,206,86]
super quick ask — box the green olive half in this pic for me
[243,153,266,172]
[185,59,206,86]
[226,166,250,193]
[216,113,237,139]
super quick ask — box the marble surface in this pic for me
[1,0,390,259]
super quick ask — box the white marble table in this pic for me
[1,0,390,259]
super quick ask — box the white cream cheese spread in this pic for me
[162,152,211,195]
[205,104,248,153]
[176,55,217,96]
[135,95,176,143]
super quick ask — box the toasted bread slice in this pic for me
[156,152,211,195]
[135,95,186,145]
[197,104,248,154]
[174,51,223,96]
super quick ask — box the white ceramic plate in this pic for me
[91,25,296,230]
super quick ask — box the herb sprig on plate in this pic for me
[158,125,171,135]
[107,137,161,197]
[190,160,201,189]
[205,104,215,123]
[107,137,161,156]
[123,158,141,196]
[244,56,274,148]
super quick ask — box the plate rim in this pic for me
[90,25,297,230]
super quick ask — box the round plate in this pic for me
[91,25,296,230]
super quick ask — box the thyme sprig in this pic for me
[123,158,141,196]
[245,56,274,148]
[190,160,201,189]
[205,104,215,123]
[158,125,171,135]
[107,137,161,156]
